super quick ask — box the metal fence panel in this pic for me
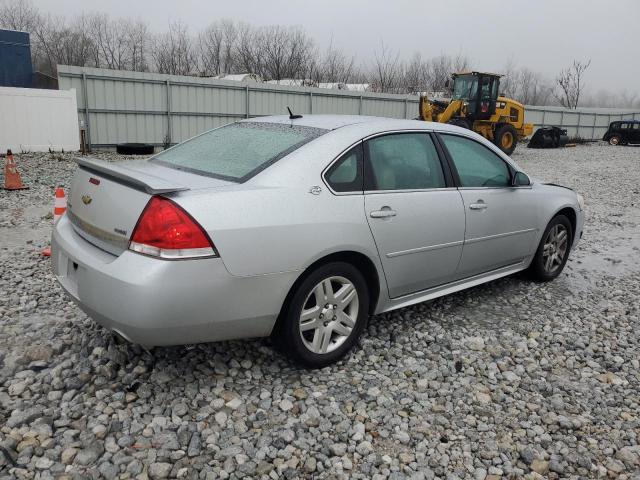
[57,65,640,149]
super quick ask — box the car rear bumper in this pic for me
[52,214,298,347]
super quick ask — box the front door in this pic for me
[438,133,539,278]
[364,132,466,298]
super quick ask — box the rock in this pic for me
[34,456,54,469]
[530,459,549,475]
[61,447,78,464]
[74,444,104,466]
[214,411,227,426]
[597,372,624,385]
[149,462,172,479]
[330,443,347,456]
[226,397,243,410]
[304,457,316,473]
[6,407,43,427]
[279,399,294,411]
[466,336,485,351]
[616,445,640,466]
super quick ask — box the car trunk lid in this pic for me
[67,157,232,255]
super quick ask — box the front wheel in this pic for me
[494,124,518,155]
[608,135,621,146]
[528,215,572,281]
[273,262,369,368]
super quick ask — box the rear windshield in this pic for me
[151,122,327,182]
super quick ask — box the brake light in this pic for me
[129,196,217,259]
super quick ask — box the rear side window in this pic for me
[152,122,327,182]
[364,133,446,190]
[325,144,363,192]
[440,134,511,187]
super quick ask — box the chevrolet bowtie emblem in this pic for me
[81,195,92,205]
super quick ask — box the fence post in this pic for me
[309,91,313,114]
[82,73,91,151]
[592,114,597,140]
[404,98,408,119]
[359,95,363,115]
[165,80,172,146]
[541,109,546,127]
[245,85,250,119]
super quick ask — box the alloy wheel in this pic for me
[298,276,359,354]
[542,224,568,274]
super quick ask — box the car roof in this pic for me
[242,114,461,133]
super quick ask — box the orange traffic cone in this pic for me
[2,149,28,190]
[41,187,67,257]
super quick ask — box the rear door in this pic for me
[438,133,539,278]
[364,132,465,298]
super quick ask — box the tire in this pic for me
[447,118,472,130]
[494,124,518,155]
[116,143,155,155]
[528,215,572,282]
[608,135,621,146]
[272,262,370,368]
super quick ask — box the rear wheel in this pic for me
[528,215,572,281]
[494,124,518,155]
[608,135,621,146]
[272,262,369,368]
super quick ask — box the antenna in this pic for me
[287,106,303,120]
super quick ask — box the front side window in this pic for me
[325,144,363,192]
[365,133,446,191]
[440,134,511,188]
[152,122,327,182]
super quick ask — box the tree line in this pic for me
[1,0,637,109]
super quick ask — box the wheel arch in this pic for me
[276,250,383,324]
[551,206,577,239]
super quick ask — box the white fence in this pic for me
[0,86,80,153]
[57,65,640,149]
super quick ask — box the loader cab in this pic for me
[451,72,500,121]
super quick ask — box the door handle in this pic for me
[469,201,487,210]
[370,208,397,218]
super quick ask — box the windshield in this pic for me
[151,122,327,182]
[452,75,478,100]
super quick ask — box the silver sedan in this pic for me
[52,115,584,367]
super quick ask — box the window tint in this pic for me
[152,122,326,181]
[325,144,363,192]
[365,133,446,191]
[440,134,511,188]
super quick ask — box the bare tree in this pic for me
[370,42,403,93]
[426,53,471,93]
[554,59,591,109]
[198,20,237,76]
[260,25,315,81]
[403,53,431,94]
[315,40,356,84]
[151,21,196,75]
[0,0,39,31]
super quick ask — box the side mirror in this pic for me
[513,171,531,187]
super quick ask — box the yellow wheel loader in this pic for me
[419,71,533,155]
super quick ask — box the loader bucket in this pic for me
[528,127,569,148]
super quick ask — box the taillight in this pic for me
[129,196,217,259]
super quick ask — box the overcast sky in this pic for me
[35,0,638,94]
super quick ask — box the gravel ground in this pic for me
[1,144,639,480]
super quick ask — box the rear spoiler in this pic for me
[74,157,190,195]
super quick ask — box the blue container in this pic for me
[0,29,33,88]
